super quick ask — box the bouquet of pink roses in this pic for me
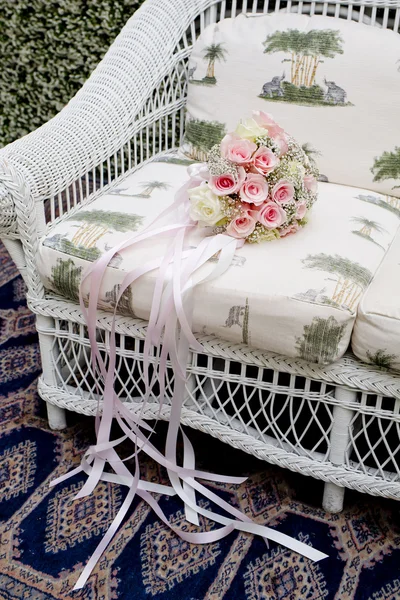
[187,111,319,242]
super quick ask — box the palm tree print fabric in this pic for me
[366,349,398,370]
[351,217,387,250]
[352,229,400,373]
[130,181,171,198]
[43,210,143,264]
[261,29,350,106]
[38,162,180,310]
[301,254,373,313]
[183,12,400,197]
[37,160,400,366]
[189,43,227,86]
[296,316,347,364]
[183,119,227,162]
[356,193,400,218]
[371,147,400,190]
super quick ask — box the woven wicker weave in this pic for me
[1,0,400,513]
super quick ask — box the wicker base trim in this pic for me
[32,296,400,399]
[38,378,400,501]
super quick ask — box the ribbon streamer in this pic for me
[50,177,328,590]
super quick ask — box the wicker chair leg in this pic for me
[46,401,67,430]
[322,387,356,513]
[322,482,346,513]
[36,314,67,430]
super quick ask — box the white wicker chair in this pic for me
[1,0,400,515]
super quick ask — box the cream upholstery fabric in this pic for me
[352,224,400,372]
[37,157,400,365]
[182,13,400,197]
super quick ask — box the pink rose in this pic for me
[295,201,307,219]
[272,180,295,204]
[252,146,279,176]
[226,212,256,239]
[279,223,300,237]
[242,204,260,220]
[257,202,287,229]
[220,133,257,165]
[209,167,245,195]
[273,132,289,157]
[252,110,285,138]
[239,173,269,206]
[252,111,288,156]
[304,174,318,193]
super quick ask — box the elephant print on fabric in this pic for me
[323,78,347,104]
[260,29,352,106]
[261,73,286,98]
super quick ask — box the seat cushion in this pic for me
[352,222,400,372]
[182,12,400,197]
[37,154,400,365]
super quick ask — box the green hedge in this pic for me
[0,0,145,148]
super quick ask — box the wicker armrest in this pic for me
[0,0,209,208]
[0,183,17,237]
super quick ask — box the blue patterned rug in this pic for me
[1,240,400,599]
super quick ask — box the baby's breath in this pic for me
[295,188,309,203]
[219,196,242,220]
[254,135,280,156]
[247,224,280,244]
[268,159,305,188]
[282,201,297,220]
[308,163,319,178]
[207,144,238,177]
[285,137,308,163]
[213,225,228,235]
[307,192,318,210]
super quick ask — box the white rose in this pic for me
[188,185,224,226]
[235,118,266,141]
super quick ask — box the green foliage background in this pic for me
[0,0,144,148]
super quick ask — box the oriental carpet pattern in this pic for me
[0,241,400,600]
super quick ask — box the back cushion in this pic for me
[182,13,400,197]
